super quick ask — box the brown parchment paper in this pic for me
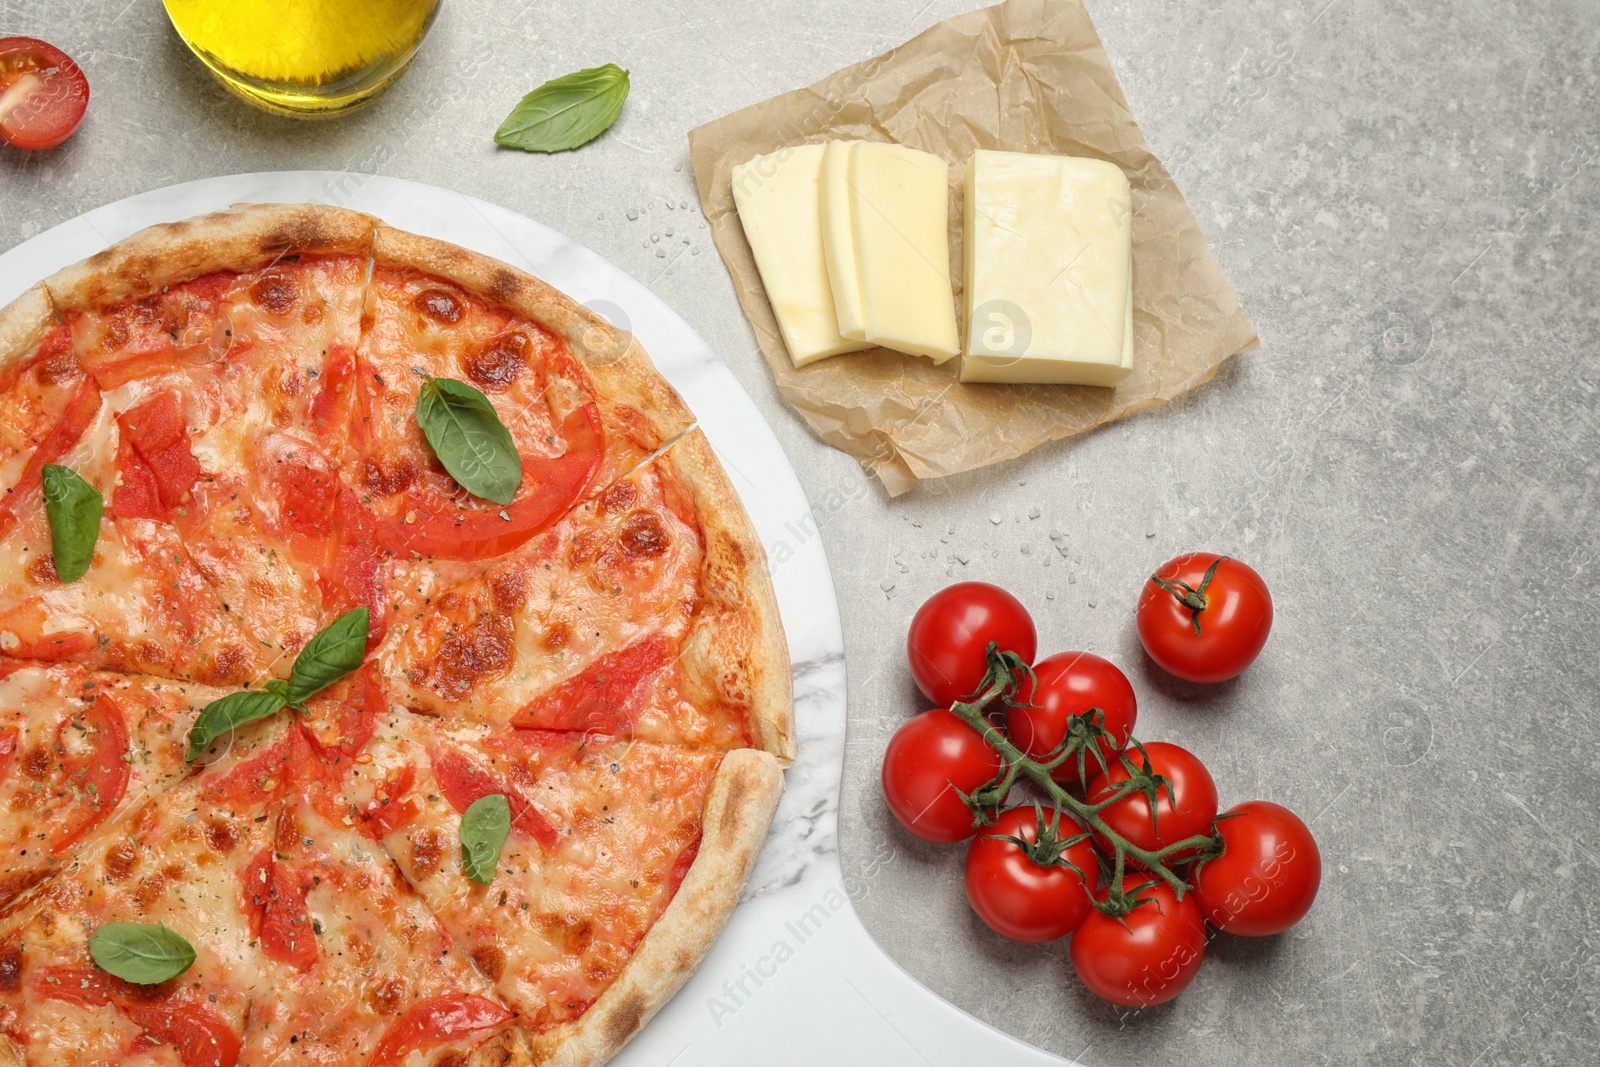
[689,0,1259,495]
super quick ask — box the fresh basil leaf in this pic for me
[186,689,286,762]
[41,464,102,583]
[283,608,370,705]
[494,64,630,153]
[88,922,196,984]
[415,378,523,505]
[460,793,511,884]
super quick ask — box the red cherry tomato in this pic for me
[1086,742,1218,865]
[907,582,1036,708]
[964,806,1100,943]
[1005,651,1136,785]
[881,708,1003,843]
[1136,553,1273,683]
[1192,800,1321,936]
[0,38,89,150]
[1070,872,1208,1008]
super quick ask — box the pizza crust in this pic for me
[662,430,796,763]
[0,285,55,375]
[40,203,380,311]
[524,748,784,1067]
[371,225,694,454]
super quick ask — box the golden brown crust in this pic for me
[41,203,379,311]
[661,429,795,762]
[0,285,54,376]
[524,749,783,1067]
[371,225,693,453]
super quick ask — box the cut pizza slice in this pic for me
[0,372,270,684]
[334,227,693,567]
[0,207,389,682]
[339,709,782,1061]
[0,663,225,907]
[44,207,391,667]
[0,684,524,1067]
[0,720,285,1067]
[375,429,793,758]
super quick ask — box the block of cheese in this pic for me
[819,141,960,363]
[959,149,1134,387]
[731,144,871,368]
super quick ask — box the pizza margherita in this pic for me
[0,204,791,1067]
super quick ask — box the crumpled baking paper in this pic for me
[689,0,1259,495]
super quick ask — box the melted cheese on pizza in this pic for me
[342,712,717,1031]
[0,664,222,906]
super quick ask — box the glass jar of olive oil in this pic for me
[163,0,442,116]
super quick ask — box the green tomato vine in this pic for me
[948,643,1220,917]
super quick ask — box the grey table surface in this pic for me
[4,1,1598,1064]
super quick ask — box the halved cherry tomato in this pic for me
[1070,872,1208,1008]
[964,806,1099,943]
[1192,800,1321,936]
[881,708,1003,843]
[1137,553,1273,683]
[1086,742,1218,865]
[1005,651,1136,786]
[377,404,603,562]
[369,995,513,1067]
[0,38,89,151]
[907,582,1036,708]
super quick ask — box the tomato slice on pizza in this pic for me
[0,663,222,906]
[338,712,720,1032]
[375,431,793,757]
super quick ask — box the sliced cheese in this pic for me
[818,141,868,342]
[821,141,960,363]
[732,145,870,368]
[959,149,1134,387]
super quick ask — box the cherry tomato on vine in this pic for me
[1086,742,1218,865]
[964,806,1100,943]
[1192,800,1320,936]
[0,38,89,151]
[1070,872,1208,1008]
[1136,553,1272,683]
[881,708,1003,843]
[907,582,1036,708]
[1005,651,1136,786]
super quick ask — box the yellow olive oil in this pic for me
[162,0,441,116]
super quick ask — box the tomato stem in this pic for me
[950,644,1204,914]
[1151,555,1226,636]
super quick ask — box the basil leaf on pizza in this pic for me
[416,377,523,506]
[41,463,101,583]
[88,922,196,984]
[186,689,287,761]
[186,611,370,758]
[493,64,630,153]
[461,793,511,884]
[283,607,370,706]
